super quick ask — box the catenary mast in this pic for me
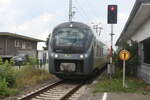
[69,0,73,22]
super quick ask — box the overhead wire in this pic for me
[73,7,89,21]
[81,0,101,19]
[73,0,92,22]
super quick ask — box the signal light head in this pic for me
[110,6,115,11]
[108,5,118,24]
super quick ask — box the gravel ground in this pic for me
[1,76,60,100]
[78,92,150,100]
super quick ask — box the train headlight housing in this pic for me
[85,54,88,58]
[55,54,58,58]
[51,53,54,57]
[80,54,84,59]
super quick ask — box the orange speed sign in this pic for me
[119,50,131,61]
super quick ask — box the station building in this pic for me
[116,0,150,83]
[0,32,44,59]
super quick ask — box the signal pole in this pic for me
[110,24,115,57]
[69,0,73,22]
[107,5,117,78]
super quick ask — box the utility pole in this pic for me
[92,23,103,36]
[69,0,73,22]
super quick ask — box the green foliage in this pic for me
[114,40,139,76]
[26,57,39,67]
[0,77,18,96]
[0,56,3,65]
[0,78,8,92]
[0,60,16,88]
[10,58,15,66]
[0,56,51,97]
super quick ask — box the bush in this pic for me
[114,41,139,77]
[0,60,16,88]
[26,57,39,67]
[0,56,51,96]
[0,78,8,95]
[0,77,18,96]
[10,58,15,66]
[0,57,18,96]
[0,56,3,65]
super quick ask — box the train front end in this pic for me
[48,22,94,79]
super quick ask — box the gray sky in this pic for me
[0,0,136,49]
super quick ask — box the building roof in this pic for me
[0,32,45,42]
[116,0,150,46]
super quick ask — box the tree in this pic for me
[114,40,139,77]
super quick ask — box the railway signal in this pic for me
[107,4,118,78]
[108,5,118,24]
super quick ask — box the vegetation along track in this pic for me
[18,66,106,100]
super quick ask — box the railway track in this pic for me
[18,80,84,100]
[18,66,106,100]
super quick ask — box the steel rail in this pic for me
[60,83,84,100]
[18,80,64,100]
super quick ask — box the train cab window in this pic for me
[54,28,86,47]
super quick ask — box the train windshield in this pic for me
[54,28,85,47]
[52,28,87,53]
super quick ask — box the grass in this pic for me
[93,72,150,95]
[0,88,18,97]
[0,65,53,97]
[15,65,53,88]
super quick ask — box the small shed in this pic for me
[0,32,44,59]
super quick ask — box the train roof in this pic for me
[53,21,107,47]
[53,22,91,32]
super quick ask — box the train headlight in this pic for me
[55,54,58,58]
[80,54,84,59]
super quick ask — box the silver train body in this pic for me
[48,22,108,79]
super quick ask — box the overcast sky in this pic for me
[0,0,136,49]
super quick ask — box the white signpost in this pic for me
[119,49,131,88]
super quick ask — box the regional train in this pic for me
[48,21,108,79]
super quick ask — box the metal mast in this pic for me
[69,0,73,22]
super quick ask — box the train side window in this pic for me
[94,39,96,46]
[101,48,103,56]
[96,45,99,56]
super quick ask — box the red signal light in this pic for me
[110,6,115,11]
[108,5,117,24]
